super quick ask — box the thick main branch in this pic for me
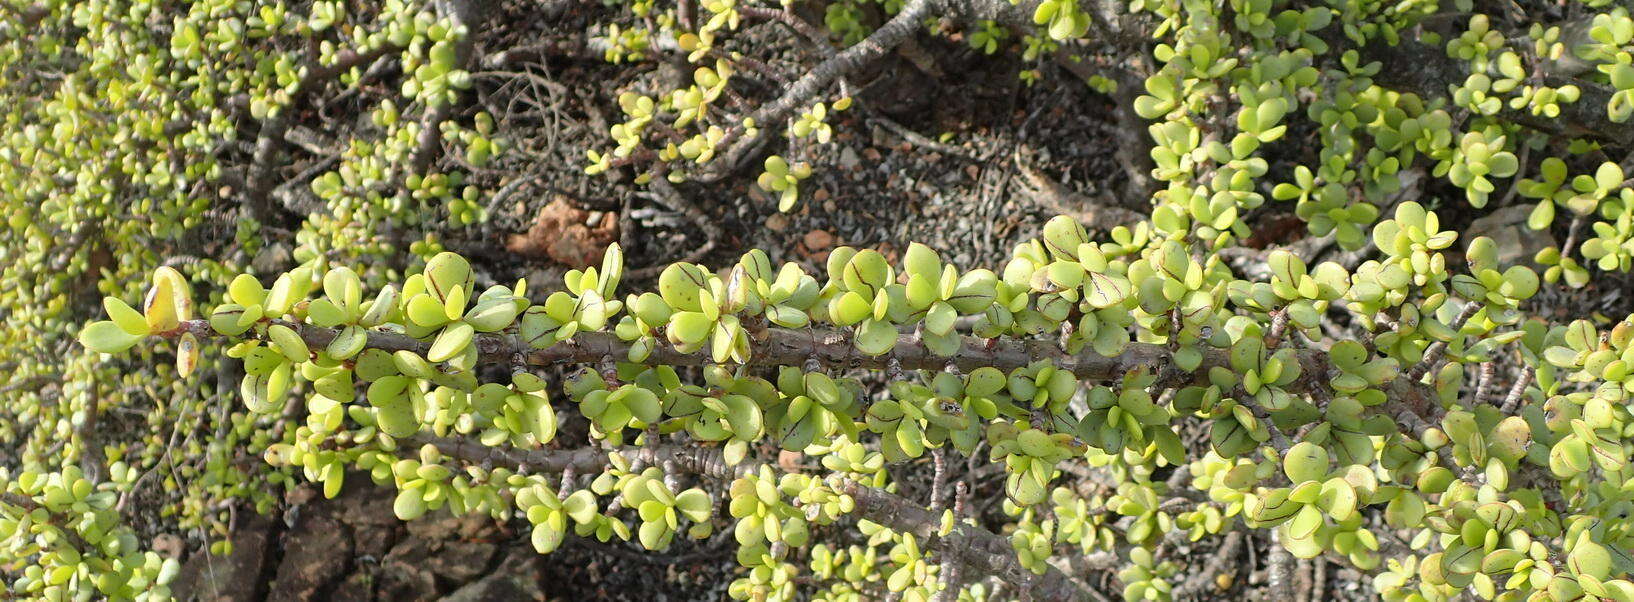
[1361,22,1634,145]
[244,44,400,222]
[164,318,1446,435]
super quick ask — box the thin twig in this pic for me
[628,176,722,279]
[1499,368,1535,414]
[409,0,485,174]
[1408,302,1484,380]
[871,113,984,161]
[703,0,937,180]
[1014,153,1146,231]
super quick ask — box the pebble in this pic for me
[839,147,860,171]
[803,229,834,251]
[764,213,789,232]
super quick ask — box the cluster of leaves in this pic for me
[1,466,180,600]
[30,0,1634,601]
[0,0,505,583]
[56,180,1634,601]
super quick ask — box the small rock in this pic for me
[151,534,183,559]
[380,539,441,600]
[778,450,804,473]
[267,516,353,602]
[839,147,860,171]
[173,513,276,602]
[426,541,499,583]
[327,572,376,602]
[376,565,439,602]
[352,524,399,559]
[802,229,834,252]
[335,478,400,528]
[443,550,545,602]
[765,213,789,232]
[505,195,620,266]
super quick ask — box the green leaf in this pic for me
[1047,261,1085,289]
[564,490,598,524]
[424,252,473,305]
[104,297,151,336]
[1317,478,1357,520]
[659,264,708,312]
[1084,272,1130,308]
[638,519,669,550]
[668,311,714,346]
[394,488,428,520]
[428,322,475,363]
[675,489,712,522]
[1571,541,1613,579]
[229,273,268,307]
[1598,162,1625,192]
[327,325,368,360]
[902,242,942,279]
[830,291,872,326]
[1288,504,1323,539]
[80,320,143,354]
[855,319,898,356]
[531,514,566,553]
[842,250,892,296]
[805,373,841,407]
[1328,340,1366,371]
[1284,441,1330,483]
[617,386,662,424]
[924,302,957,336]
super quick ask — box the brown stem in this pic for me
[409,0,485,175]
[404,434,748,480]
[1499,368,1534,414]
[157,317,1450,435]
[738,6,830,50]
[406,433,1087,597]
[1407,302,1484,380]
[1266,530,1295,600]
[841,479,1094,600]
[245,44,400,222]
[704,0,937,180]
[931,481,969,602]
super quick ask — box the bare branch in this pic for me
[1407,301,1483,380]
[842,479,1096,600]
[628,177,722,279]
[704,0,937,179]
[244,44,400,222]
[410,0,485,174]
[1364,34,1634,145]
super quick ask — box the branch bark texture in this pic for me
[164,318,1447,448]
